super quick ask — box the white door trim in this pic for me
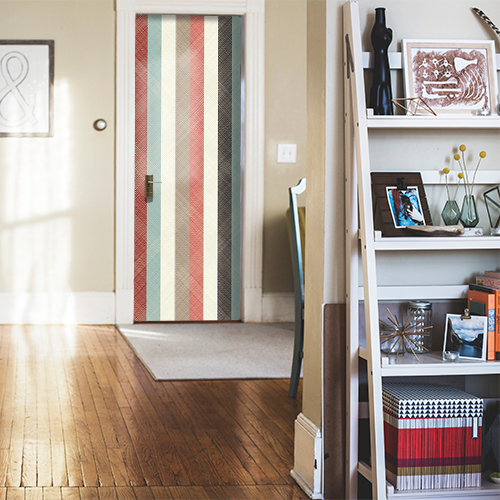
[115,0,265,324]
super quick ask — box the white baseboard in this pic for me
[115,288,134,325]
[0,292,115,324]
[291,412,323,499]
[242,286,263,322]
[261,292,294,322]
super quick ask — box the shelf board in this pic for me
[359,462,500,499]
[373,235,500,251]
[386,478,500,499]
[366,115,500,129]
[358,285,467,301]
[362,51,500,71]
[379,352,500,376]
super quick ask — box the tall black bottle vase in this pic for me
[369,8,393,115]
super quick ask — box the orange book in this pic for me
[468,286,496,360]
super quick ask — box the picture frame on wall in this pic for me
[371,172,432,237]
[0,40,54,137]
[402,39,498,115]
[443,313,488,360]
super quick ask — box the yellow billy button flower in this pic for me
[443,167,450,174]
[480,151,487,158]
[454,153,461,161]
[458,172,464,179]
[459,144,466,152]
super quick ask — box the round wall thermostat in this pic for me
[93,119,107,131]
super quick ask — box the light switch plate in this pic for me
[277,143,297,163]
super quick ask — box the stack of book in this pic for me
[471,270,500,360]
[383,382,483,491]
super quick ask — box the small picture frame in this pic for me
[402,39,498,115]
[371,172,432,237]
[0,40,54,137]
[443,313,487,360]
[386,186,425,228]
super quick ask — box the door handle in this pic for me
[145,174,162,199]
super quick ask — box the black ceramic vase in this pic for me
[369,8,393,115]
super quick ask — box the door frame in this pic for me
[115,0,265,323]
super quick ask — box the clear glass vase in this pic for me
[441,200,460,225]
[460,194,479,228]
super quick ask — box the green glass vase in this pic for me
[441,200,460,226]
[460,194,479,228]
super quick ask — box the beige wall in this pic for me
[0,0,115,293]
[263,0,308,294]
[302,0,326,428]
[0,0,307,299]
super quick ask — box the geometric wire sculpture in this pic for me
[379,307,432,360]
[392,97,437,116]
[483,184,500,233]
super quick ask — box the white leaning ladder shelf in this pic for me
[343,1,500,499]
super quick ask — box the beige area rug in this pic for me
[117,322,297,380]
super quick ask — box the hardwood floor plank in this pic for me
[186,382,292,484]
[21,361,37,487]
[6,334,26,487]
[45,328,69,488]
[256,485,287,500]
[118,406,162,486]
[21,328,38,488]
[80,330,119,451]
[96,488,117,500]
[60,488,81,500]
[113,487,136,500]
[5,488,24,500]
[119,371,213,487]
[43,487,62,500]
[149,486,174,500]
[192,389,280,484]
[78,488,98,500]
[128,488,152,500]
[51,328,84,488]
[36,328,54,487]
[0,329,13,486]
[25,487,43,500]
[166,486,211,499]
[0,450,9,488]
[63,350,99,487]
[273,485,308,500]
[170,383,264,484]
[108,347,192,486]
[206,381,295,482]
[100,385,146,487]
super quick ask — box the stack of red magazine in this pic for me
[383,383,483,491]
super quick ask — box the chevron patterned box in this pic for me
[383,383,483,491]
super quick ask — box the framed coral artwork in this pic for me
[402,39,498,115]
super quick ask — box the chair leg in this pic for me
[288,317,304,398]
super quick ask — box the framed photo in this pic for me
[443,313,487,360]
[386,186,425,228]
[371,172,432,237]
[0,40,54,137]
[402,39,498,115]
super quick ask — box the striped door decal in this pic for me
[134,14,242,322]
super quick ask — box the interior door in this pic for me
[134,14,242,322]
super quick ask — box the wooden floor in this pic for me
[0,325,306,500]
